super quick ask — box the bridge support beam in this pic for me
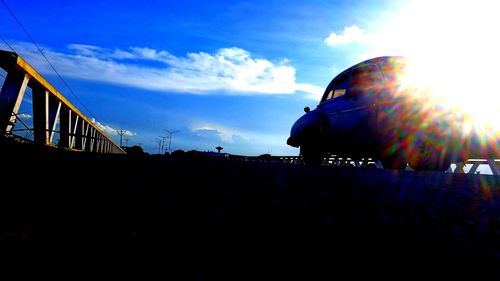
[454,162,465,173]
[31,88,60,145]
[48,98,61,145]
[0,71,28,134]
[469,163,481,174]
[59,107,70,147]
[89,127,96,152]
[32,87,48,145]
[31,87,62,146]
[59,107,79,148]
[487,159,499,175]
[82,122,90,151]
[72,116,82,149]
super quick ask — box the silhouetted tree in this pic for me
[125,145,145,155]
[186,150,201,158]
[171,149,185,158]
[258,153,272,161]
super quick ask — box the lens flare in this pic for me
[363,0,500,157]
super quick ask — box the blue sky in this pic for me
[1,0,499,156]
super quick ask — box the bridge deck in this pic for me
[1,145,500,279]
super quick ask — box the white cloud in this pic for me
[17,113,32,119]
[187,122,295,156]
[191,123,245,143]
[190,122,285,148]
[324,25,371,47]
[6,41,321,97]
[295,83,324,100]
[91,118,135,137]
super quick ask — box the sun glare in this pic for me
[372,0,500,134]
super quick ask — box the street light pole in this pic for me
[164,129,180,154]
[159,136,167,154]
[155,138,162,154]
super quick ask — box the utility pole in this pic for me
[155,138,162,154]
[159,135,167,154]
[163,136,172,153]
[125,138,130,147]
[116,129,126,147]
[164,129,180,154]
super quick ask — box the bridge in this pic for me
[0,50,124,153]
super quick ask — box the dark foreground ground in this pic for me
[1,143,500,279]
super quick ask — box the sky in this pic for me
[1,0,500,157]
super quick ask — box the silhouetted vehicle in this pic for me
[287,56,472,171]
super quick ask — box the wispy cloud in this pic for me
[6,41,320,98]
[324,25,372,47]
[91,118,135,137]
[17,113,32,119]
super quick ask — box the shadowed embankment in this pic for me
[1,143,500,279]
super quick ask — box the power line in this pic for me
[0,0,96,120]
[0,35,15,52]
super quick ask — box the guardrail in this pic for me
[0,50,124,153]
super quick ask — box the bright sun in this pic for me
[369,0,500,134]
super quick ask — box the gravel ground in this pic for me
[1,144,500,280]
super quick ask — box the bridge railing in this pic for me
[230,154,500,175]
[0,50,124,153]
